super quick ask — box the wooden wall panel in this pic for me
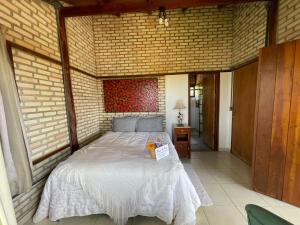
[253,39,300,206]
[202,75,216,149]
[282,40,300,206]
[267,42,295,198]
[231,62,258,165]
[253,46,277,193]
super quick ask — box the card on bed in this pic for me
[155,144,169,161]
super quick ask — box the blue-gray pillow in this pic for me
[136,116,163,132]
[112,117,138,132]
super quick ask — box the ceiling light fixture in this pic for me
[158,7,169,27]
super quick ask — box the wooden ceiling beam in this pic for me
[266,0,278,46]
[60,0,269,17]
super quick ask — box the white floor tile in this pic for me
[272,206,300,224]
[194,168,218,184]
[208,168,247,185]
[196,208,210,225]
[221,183,269,207]
[257,193,296,207]
[25,219,58,225]
[132,216,166,225]
[59,215,96,225]
[202,183,233,206]
[203,205,247,225]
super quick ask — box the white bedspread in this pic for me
[33,132,201,225]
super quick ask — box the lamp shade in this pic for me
[174,100,186,109]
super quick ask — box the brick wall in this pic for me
[277,0,300,44]
[93,7,233,76]
[12,48,70,223]
[0,0,69,221]
[231,2,268,66]
[0,0,60,60]
[71,70,101,142]
[13,49,70,161]
[66,16,100,143]
[0,1,97,223]
[98,76,166,133]
[66,16,97,75]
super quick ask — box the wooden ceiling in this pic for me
[59,0,269,17]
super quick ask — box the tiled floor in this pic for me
[190,129,211,151]
[26,152,300,225]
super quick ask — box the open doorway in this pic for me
[188,73,220,151]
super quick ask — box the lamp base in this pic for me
[177,123,184,127]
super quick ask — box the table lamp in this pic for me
[174,100,186,126]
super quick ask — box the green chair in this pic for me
[245,204,293,225]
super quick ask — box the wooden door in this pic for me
[282,40,300,206]
[231,62,258,165]
[252,46,277,195]
[202,75,216,150]
[253,41,295,201]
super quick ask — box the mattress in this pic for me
[33,132,202,225]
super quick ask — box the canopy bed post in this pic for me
[54,2,79,152]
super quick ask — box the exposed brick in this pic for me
[71,70,101,142]
[66,16,96,75]
[0,0,59,60]
[231,2,268,66]
[277,0,300,43]
[13,48,69,163]
[93,7,233,76]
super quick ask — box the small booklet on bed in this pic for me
[146,137,169,161]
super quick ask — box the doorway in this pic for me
[188,73,220,151]
[231,62,258,165]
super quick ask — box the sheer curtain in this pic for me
[0,25,32,195]
[0,139,18,225]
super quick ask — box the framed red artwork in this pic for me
[103,78,159,112]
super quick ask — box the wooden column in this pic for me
[54,4,79,152]
[266,0,279,46]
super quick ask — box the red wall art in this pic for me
[103,78,159,112]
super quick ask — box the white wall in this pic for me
[219,72,233,151]
[165,75,189,136]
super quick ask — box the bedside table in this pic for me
[172,124,191,158]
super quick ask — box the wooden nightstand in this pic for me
[172,124,191,158]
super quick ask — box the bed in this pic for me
[33,131,210,225]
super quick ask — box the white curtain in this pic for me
[0,139,18,225]
[0,25,32,195]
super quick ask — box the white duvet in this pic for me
[33,132,202,225]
